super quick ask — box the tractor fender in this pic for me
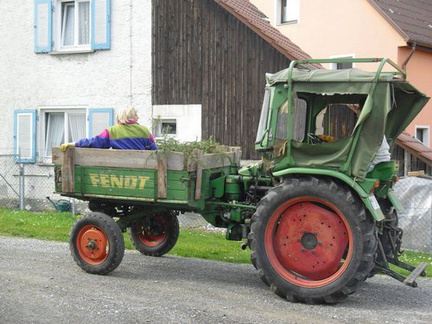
[386,190,404,213]
[272,167,385,221]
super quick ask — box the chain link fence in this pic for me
[394,177,432,253]
[0,153,431,251]
[0,154,21,209]
[0,153,64,212]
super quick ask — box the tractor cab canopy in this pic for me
[256,58,429,180]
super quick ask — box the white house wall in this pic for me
[1,0,152,151]
[153,105,202,142]
[0,0,153,207]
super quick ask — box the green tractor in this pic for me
[55,58,429,304]
[243,57,429,303]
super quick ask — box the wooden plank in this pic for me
[62,147,75,193]
[73,148,159,169]
[408,170,425,177]
[194,149,204,200]
[77,166,156,199]
[166,151,187,170]
[196,149,241,170]
[55,147,239,172]
[157,153,168,199]
[52,147,62,165]
[199,153,230,169]
[230,146,242,165]
[56,148,188,171]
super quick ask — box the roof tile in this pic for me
[216,0,318,64]
[396,132,432,166]
[370,0,432,48]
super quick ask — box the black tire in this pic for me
[129,210,179,256]
[70,212,125,275]
[249,176,377,304]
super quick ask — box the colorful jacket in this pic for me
[75,121,157,150]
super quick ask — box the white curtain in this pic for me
[69,113,86,142]
[63,4,75,46]
[45,113,65,157]
[79,2,90,45]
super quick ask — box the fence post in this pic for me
[403,150,410,176]
[19,162,25,210]
[72,198,76,218]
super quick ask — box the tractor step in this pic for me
[403,262,428,287]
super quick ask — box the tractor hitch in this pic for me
[374,238,427,287]
[403,262,428,287]
[374,262,427,287]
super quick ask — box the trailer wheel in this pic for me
[70,212,125,275]
[129,210,179,256]
[249,177,376,304]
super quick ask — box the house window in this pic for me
[61,1,91,47]
[152,105,202,142]
[415,126,430,147]
[336,61,353,70]
[154,118,177,138]
[330,55,355,70]
[278,0,299,24]
[42,109,86,161]
[34,0,111,53]
[14,107,113,164]
[14,110,37,163]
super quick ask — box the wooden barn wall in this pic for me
[393,145,432,176]
[152,0,292,159]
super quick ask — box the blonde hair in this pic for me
[116,106,138,124]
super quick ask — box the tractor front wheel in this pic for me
[70,212,125,275]
[249,177,376,304]
[129,210,179,256]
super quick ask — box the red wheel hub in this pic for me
[77,225,108,265]
[135,216,167,247]
[265,198,353,287]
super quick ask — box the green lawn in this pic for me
[0,208,430,276]
[0,208,250,264]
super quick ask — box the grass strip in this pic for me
[0,208,250,263]
[0,208,430,274]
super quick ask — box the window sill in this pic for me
[277,20,298,26]
[155,135,177,138]
[49,49,95,55]
[37,161,55,167]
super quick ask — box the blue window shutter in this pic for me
[14,110,37,163]
[91,0,111,50]
[88,108,114,137]
[34,0,52,53]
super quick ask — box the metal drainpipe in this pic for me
[402,42,417,72]
[129,0,134,105]
[19,162,25,210]
[402,43,417,178]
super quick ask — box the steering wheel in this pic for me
[308,133,324,144]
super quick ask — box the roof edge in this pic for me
[215,0,297,60]
[367,0,410,44]
[215,0,321,68]
[396,133,432,167]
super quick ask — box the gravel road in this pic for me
[0,236,431,324]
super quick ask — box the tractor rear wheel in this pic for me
[249,176,376,304]
[70,212,125,275]
[129,210,179,256]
